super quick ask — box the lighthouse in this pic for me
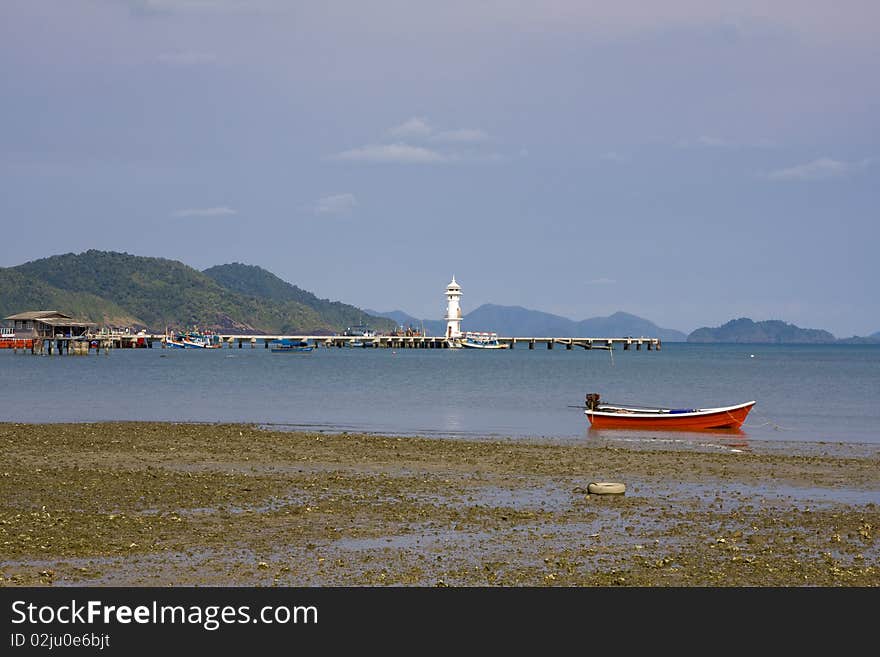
[444,276,463,340]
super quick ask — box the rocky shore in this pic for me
[1,422,877,586]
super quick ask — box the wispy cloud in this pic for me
[586,277,616,285]
[172,206,237,217]
[430,129,489,143]
[387,117,433,139]
[387,118,488,143]
[765,157,871,181]
[600,151,626,163]
[157,51,217,65]
[332,143,448,164]
[335,117,497,165]
[315,193,357,215]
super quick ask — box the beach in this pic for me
[1,421,877,587]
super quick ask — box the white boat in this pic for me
[460,331,509,349]
[182,332,223,349]
[344,323,376,348]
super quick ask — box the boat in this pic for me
[583,392,755,430]
[163,331,186,348]
[270,339,313,353]
[162,330,222,349]
[181,332,222,349]
[460,331,509,349]
[343,323,376,348]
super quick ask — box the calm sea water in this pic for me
[1,343,878,450]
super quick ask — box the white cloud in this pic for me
[586,278,616,285]
[387,117,433,139]
[387,118,490,144]
[600,151,626,163]
[765,157,867,181]
[172,206,237,217]
[332,143,448,164]
[430,129,489,143]
[335,118,496,165]
[315,193,357,215]
[157,51,217,65]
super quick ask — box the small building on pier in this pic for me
[3,310,95,339]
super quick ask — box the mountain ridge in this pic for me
[2,251,875,342]
[4,251,392,334]
[367,304,688,341]
[369,307,876,343]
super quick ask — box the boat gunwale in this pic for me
[585,400,756,419]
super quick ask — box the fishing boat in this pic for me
[343,324,376,348]
[582,392,755,430]
[163,330,222,349]
[460,331,509,349]
[163,331,186,349]
[270,339,313,353]
[181,331,222,349]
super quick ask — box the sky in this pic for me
[1,1,878,337]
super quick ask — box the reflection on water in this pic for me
[587,426,751,452]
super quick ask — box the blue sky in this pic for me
[1,1,878,336]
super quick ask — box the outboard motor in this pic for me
[585,393,600,410]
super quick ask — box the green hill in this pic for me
[687,318,836,343]
[0,268,142,327]
[203,263,396,333]
[6,250,382,334]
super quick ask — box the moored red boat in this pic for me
[583,393,755,430]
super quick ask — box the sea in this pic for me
[1,343,878,454]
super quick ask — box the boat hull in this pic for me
[182,339,221,349]
[585,401,755,430]
[271,339,313,352]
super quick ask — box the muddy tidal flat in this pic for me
[0,422,877,587]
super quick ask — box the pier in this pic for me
[10,332,661,352]
[144,333,662,351]
[5,278,664,354]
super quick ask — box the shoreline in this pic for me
[1,421,878,586]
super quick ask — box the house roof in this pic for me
[42,318,97,328]
[4,310,72,321]
[4,311,94,327]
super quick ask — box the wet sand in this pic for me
[0,422,877,586]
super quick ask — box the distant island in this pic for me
[2,250,878,343]
[836,332,880,344]
[687,318,836,344]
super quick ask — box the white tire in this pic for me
[587,481,626,495]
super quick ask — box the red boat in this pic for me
[583,393,755,430]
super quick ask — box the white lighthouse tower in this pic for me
[444,276,463,341]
